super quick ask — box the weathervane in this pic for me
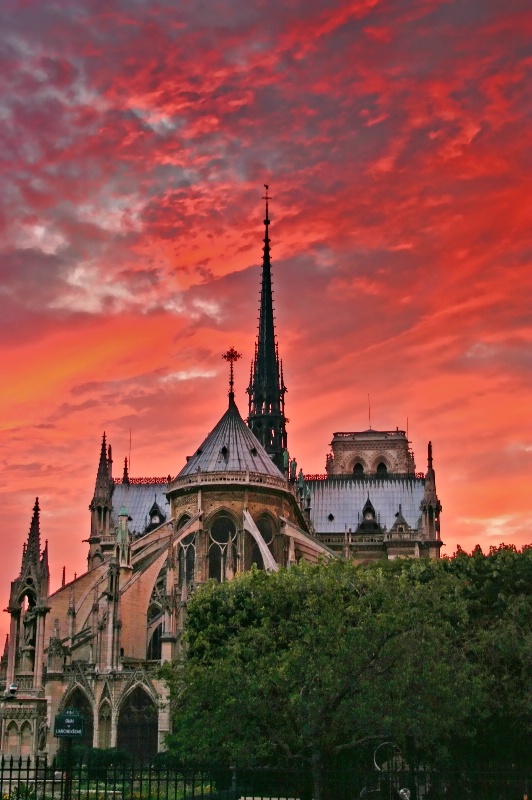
[222,347,242,396]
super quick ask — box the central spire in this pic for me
[247,186,288,472]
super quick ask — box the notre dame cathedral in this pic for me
[0,194,442,759]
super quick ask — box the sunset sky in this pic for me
[1,0,531,638]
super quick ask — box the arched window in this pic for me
[208,515,237,582]
[353,463,364,476]
[251,517,274,570]
[117,687,157,762]
[376,462,388,475]
[147,622,162,661]
[178,533,195,586]
[91,552,103,568]
[98,701,112,749]
[176,514,191,531]
[147,603,161,624]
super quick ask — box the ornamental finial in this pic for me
[262,184,271,225]
[222,347,242,398]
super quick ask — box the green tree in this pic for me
[164,560,474,799]
[383,545,532,772]
[443,545,532,770]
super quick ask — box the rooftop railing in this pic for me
[305,472,425,482]
[169,469,290,493]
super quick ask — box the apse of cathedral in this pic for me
[0,192,442,758]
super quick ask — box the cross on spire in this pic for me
[262,184,271,225]
[222,347,242,399]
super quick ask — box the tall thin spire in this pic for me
[98,432,108,476]
[89,431,114,544]
[421,440,442,541]
[26,497,41,563]
[122,456,130,485]
[247,186,288,472]
[93,432,111,487]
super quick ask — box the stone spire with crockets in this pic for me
[247,186,288,472]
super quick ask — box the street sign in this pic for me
[54,708,84,738]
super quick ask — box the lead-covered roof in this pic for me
[308,477,425,532]
[177,395,284,479]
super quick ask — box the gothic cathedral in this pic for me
[0,194,442,758]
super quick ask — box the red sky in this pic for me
[1,0,531,638]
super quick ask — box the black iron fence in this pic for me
[0,755,529,800]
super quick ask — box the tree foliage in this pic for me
[166,563,472,768]
[164,547,531,796]
[369,545,532,769]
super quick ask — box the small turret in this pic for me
[90,433,114,535]
[25,497,41,566]
[88,433,115,568]
[421,441,442,544]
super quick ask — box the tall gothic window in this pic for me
[178,533,195,586]
[147,623,162,660]
[208,515,237,582]
[117,687,157,762]
[251,516,275,570]
[353,462,364,476]
[377,462,388,475]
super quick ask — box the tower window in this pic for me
[353,463,364,476]
[376,462,388,475]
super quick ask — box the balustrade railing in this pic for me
[113,478,169,485]
[169,469,289,492]
[305,472,425,482]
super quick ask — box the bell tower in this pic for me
[247,186,288,472]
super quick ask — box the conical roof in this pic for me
[177,395,284,479]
